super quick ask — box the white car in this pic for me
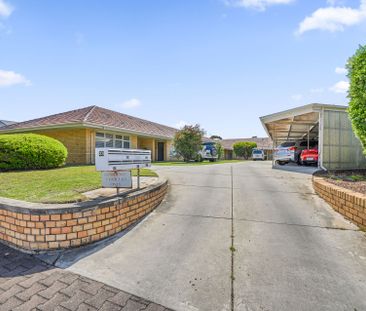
[273,142,296,165]
[252,149,265,160]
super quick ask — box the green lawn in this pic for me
[153,160,243,166]
[0,166,157,204]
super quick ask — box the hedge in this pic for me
[0,134,68,170]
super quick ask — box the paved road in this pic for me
[59,161,366,311]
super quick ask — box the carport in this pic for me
[260,103,366,170]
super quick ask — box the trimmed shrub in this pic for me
[0,134,68,170]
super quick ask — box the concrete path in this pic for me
[58,161,366,311]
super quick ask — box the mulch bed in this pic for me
[316,169,366,195]
[325,178,366,195]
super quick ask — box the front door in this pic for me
[157,142,165,161]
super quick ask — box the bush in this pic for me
[233,141,257,159]
[0,134,68,170]
[173,124,205,162]
[347,44,366,154]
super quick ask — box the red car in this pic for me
[300,149,318,166]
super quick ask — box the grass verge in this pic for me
[0,165,157,204]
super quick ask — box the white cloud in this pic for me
[297,0,366,35]
[0,0,13,18]
[335,66,347,74]
[175,120,189,129]
[120,98,141,109]
[225,0,294,11]
[330,80,349,93]
[291,94,303,101]
[0,70,30,87]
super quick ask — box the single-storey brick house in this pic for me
[0,106,177,164]
[220,136,273,160]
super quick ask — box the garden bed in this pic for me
[318,170,366,195]
[0,165,157,203]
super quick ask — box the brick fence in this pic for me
[0,180,168,252]
[313,176,366,229]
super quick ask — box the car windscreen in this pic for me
[252,150,263,154]
[280,142,295,147]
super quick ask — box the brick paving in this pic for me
[0,243,173,311]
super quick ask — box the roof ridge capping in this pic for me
[82,105,97,122]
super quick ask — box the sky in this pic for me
[0,0,365,138]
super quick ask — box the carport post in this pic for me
[307,127,310,149]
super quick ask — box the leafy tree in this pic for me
[347,44,366,154]
[215,142,224,160]
[233,141,257,160]
[174,124,205,162]
[210,135,222,140]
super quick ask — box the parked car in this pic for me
[294,140,318,164]
[300,148,318,166]
[274,141,296,165]
[274,140,318,165]
[197,142,218,162]
[252,149,265,160]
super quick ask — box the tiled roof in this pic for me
[220,137,273,150]
[0,106,177,139]
[0,120,17,127]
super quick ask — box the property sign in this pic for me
[95,148,151,171]
[102,171,132,188]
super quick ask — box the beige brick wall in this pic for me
[138,137,156,161]
[36,128,90,165]
[16,128,172,164]
[313,176,366,229]
[0,181,168,252]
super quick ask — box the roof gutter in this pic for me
[0,122,174,140]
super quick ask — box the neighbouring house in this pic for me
[220,137,273,160]
[0,120,17,128]
[0,106,177,164]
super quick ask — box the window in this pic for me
[95,132,131,149]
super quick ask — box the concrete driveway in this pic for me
[56,161,366,311]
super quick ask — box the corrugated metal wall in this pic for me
[322,110,366,170]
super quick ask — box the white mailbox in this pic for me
[95,148,151,172]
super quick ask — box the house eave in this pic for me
[0,122,174,140]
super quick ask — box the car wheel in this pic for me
[277,161,286,166]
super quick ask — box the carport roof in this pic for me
[260,103,347,144]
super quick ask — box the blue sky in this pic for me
[0,0,365,137]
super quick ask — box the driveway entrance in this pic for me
[56,162,366,311]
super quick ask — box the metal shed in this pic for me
[260,103,366,170]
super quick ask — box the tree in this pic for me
[174,124,205,162]
[215,142,224,160]
[210,135,222,140]
[233,141,257,160]
[347,44,366,154]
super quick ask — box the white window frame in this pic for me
[95,132,131,149]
